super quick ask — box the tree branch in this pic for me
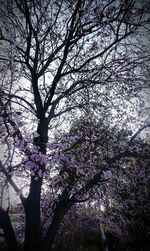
[128,124,150,145]
[0,161,25,204]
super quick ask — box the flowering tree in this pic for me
[40,121,150,250]
[0,0,150,251]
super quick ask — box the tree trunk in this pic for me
[23,120,48,251]
[24,178,42,251]
[43,207,72,251]
[0,207,19,251]
[44,191,74,251]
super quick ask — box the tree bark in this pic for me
[23,178,42,251]
[23,120,48,251]
[0,207,19,251]
[44,191,74,251]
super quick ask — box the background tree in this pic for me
[100,153,150,250]
[0,0,150,251]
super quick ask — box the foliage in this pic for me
[101,157,150,243]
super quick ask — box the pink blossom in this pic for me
[31,153,48,165]
[25,161,38,170]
